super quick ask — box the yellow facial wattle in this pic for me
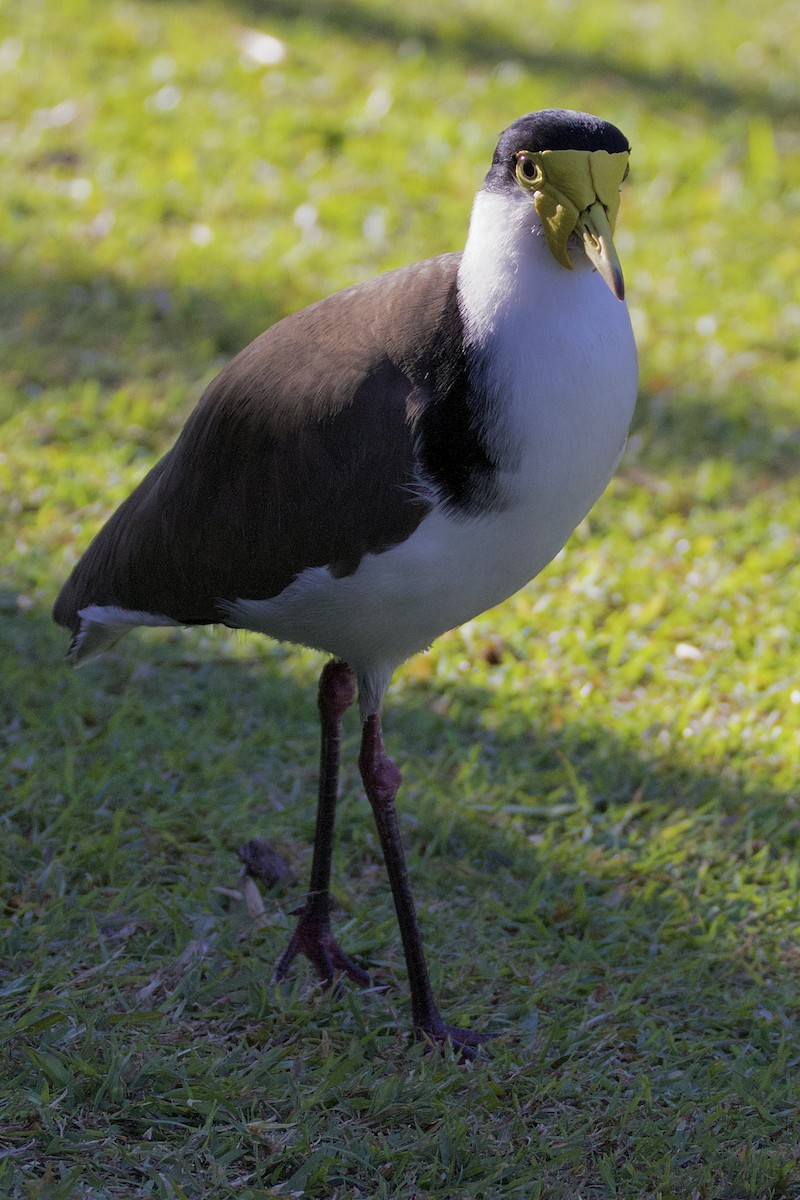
[515,147,630,299]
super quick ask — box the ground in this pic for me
[1,0,800,1196]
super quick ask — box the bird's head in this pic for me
[485,109,631,300]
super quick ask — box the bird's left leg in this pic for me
[274,660,371,988]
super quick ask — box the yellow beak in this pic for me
[521,148,630,301]
[576,200,625,300]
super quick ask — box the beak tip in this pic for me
[595,262,625,301]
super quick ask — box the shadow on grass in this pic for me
[5,605,796,1045]
[150,0,800,124]
[5,618,797,1200]
[0,260,282,403]
[630,388,800,486]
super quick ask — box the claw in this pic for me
[415,1015,492,1060]
[274,907,371,989]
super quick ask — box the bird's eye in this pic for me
[622,161,630,183]
[515,153,542,187]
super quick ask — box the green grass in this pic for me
[2,0,800,1196]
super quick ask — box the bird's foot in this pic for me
[273,904,371,989]
[415,1013,492,1060]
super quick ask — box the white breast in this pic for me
[226,189,638,685]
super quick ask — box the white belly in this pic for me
[226,252,637,677]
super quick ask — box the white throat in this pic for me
[457,187,590,352]
[456,185,636,435]
[454,181,638,544]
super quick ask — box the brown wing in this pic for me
[53,254,462,634]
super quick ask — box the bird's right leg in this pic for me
[273,660,371,988]
[359,710,490,1056]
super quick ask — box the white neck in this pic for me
[453,182,638,504]
[457,187,594,352]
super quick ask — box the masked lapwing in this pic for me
[54,109,638,1053]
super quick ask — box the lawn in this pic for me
[2,0,800,1196]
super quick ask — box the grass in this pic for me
[2,0,800,1196]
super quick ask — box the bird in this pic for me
[54,108,638,1054]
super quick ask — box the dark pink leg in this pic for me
[274,661,370,988]
[359,712,489,1056]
